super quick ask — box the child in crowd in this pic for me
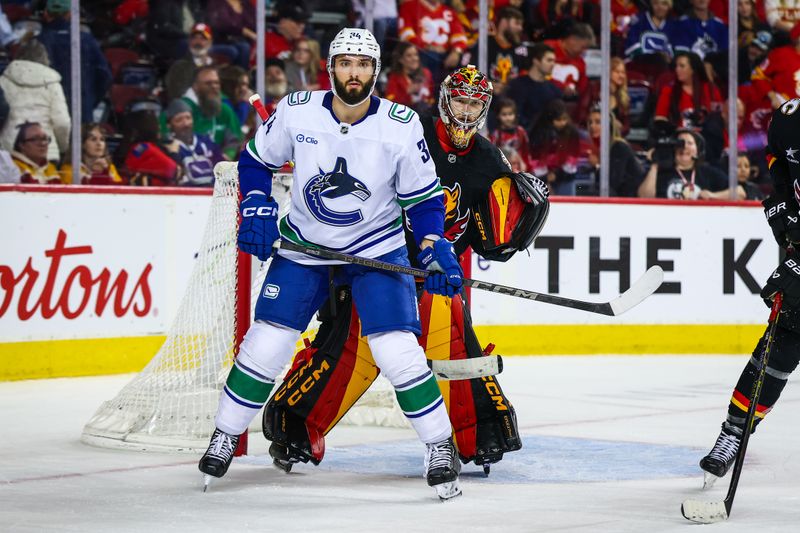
[488,98,531,172]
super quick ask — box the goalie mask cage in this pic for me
[81,162,405,454]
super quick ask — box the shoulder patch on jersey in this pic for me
[287,91,312,106]
[388,102,416,124]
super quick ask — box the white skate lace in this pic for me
[426,439,454,472]
[708,432,739,464]
[207,430,237,461]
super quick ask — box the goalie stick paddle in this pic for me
[274,240,663,316]
[681,292,784,524]
[429,355,502,381]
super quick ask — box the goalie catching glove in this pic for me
[472,172,550,262]
[417,238,463,297]
[763,196,800,248]
[761,252,800,308]
[238,191,280,261]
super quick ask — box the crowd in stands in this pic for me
[0,0,795,200]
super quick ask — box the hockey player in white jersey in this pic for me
[199,28,465,499]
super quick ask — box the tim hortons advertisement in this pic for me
[0,190,211,343]
[470,201,777,326]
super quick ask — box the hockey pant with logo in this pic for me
[263,287,522,467]
[721,309,800,437]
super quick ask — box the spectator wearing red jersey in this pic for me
[655,51,723,131]
[384,42,435,113]
[529,99,592,195]
[207,0,256,69]
[398,0,468,82]
[489,98,532,172]
[120,105,179,186]
[264,0,310,62]
[544,22,595,124]
[611,0,639,45]
[752,22,800,108]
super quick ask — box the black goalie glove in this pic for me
[763,196,800,248]
[761,253,800,308]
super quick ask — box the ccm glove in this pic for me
[760,253,800,308]
[238,192,280,261]
[763,196,800,247]
[417,238,463,298]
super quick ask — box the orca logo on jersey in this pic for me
[303,156,372,226]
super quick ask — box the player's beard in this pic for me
[334,76,373,106]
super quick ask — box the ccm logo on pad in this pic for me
[242,206,277,217]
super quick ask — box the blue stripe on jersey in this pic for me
[285,215,401,254]
[238,148,273,196]
[397,179,439,200]
[223,386,263,409]
[235,360,270,382]
[405,397,444,419]
[348,226,404,255]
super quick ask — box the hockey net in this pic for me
[81,162,404,453]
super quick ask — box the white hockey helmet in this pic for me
[327,27,381,107]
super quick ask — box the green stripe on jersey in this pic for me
[397,186,443,209]
[395,374,442,414]
[278,217,316,247]
[226,364,274,404]
[246,139,265,164]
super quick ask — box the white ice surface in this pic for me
[1,356,799,532]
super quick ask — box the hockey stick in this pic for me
[681,292,784,524]
[274,240,663,316]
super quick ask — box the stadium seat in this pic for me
[104,48,141,80]
[110,84,148,114]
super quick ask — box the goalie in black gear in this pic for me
[263,66,550,474]
[699,98,800,486]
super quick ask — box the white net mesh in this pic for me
[81,162,404,453]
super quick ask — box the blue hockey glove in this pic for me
[417,238,463,298]
[238,192,280,261]
[761,252,800,308]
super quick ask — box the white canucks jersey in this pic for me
[246,90,442,264]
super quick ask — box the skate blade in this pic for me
[702,472,719,490]
[272,458,294,473]
[202,474,214,492]
[433,480,462,501]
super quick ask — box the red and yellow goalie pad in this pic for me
[263,287,521,467]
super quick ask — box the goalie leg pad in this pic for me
[263,287,380,464]
[418,292,522,465]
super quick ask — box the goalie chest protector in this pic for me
[405,114,512,262]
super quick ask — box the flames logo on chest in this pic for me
[443,183,470,243]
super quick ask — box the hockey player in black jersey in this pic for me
[699,97,800,487]
[262,65,550,485]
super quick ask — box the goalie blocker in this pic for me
[264,286,521,472]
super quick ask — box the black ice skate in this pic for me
[199,428,240,491]
[425,437,462,500]
[699,426,741,489]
